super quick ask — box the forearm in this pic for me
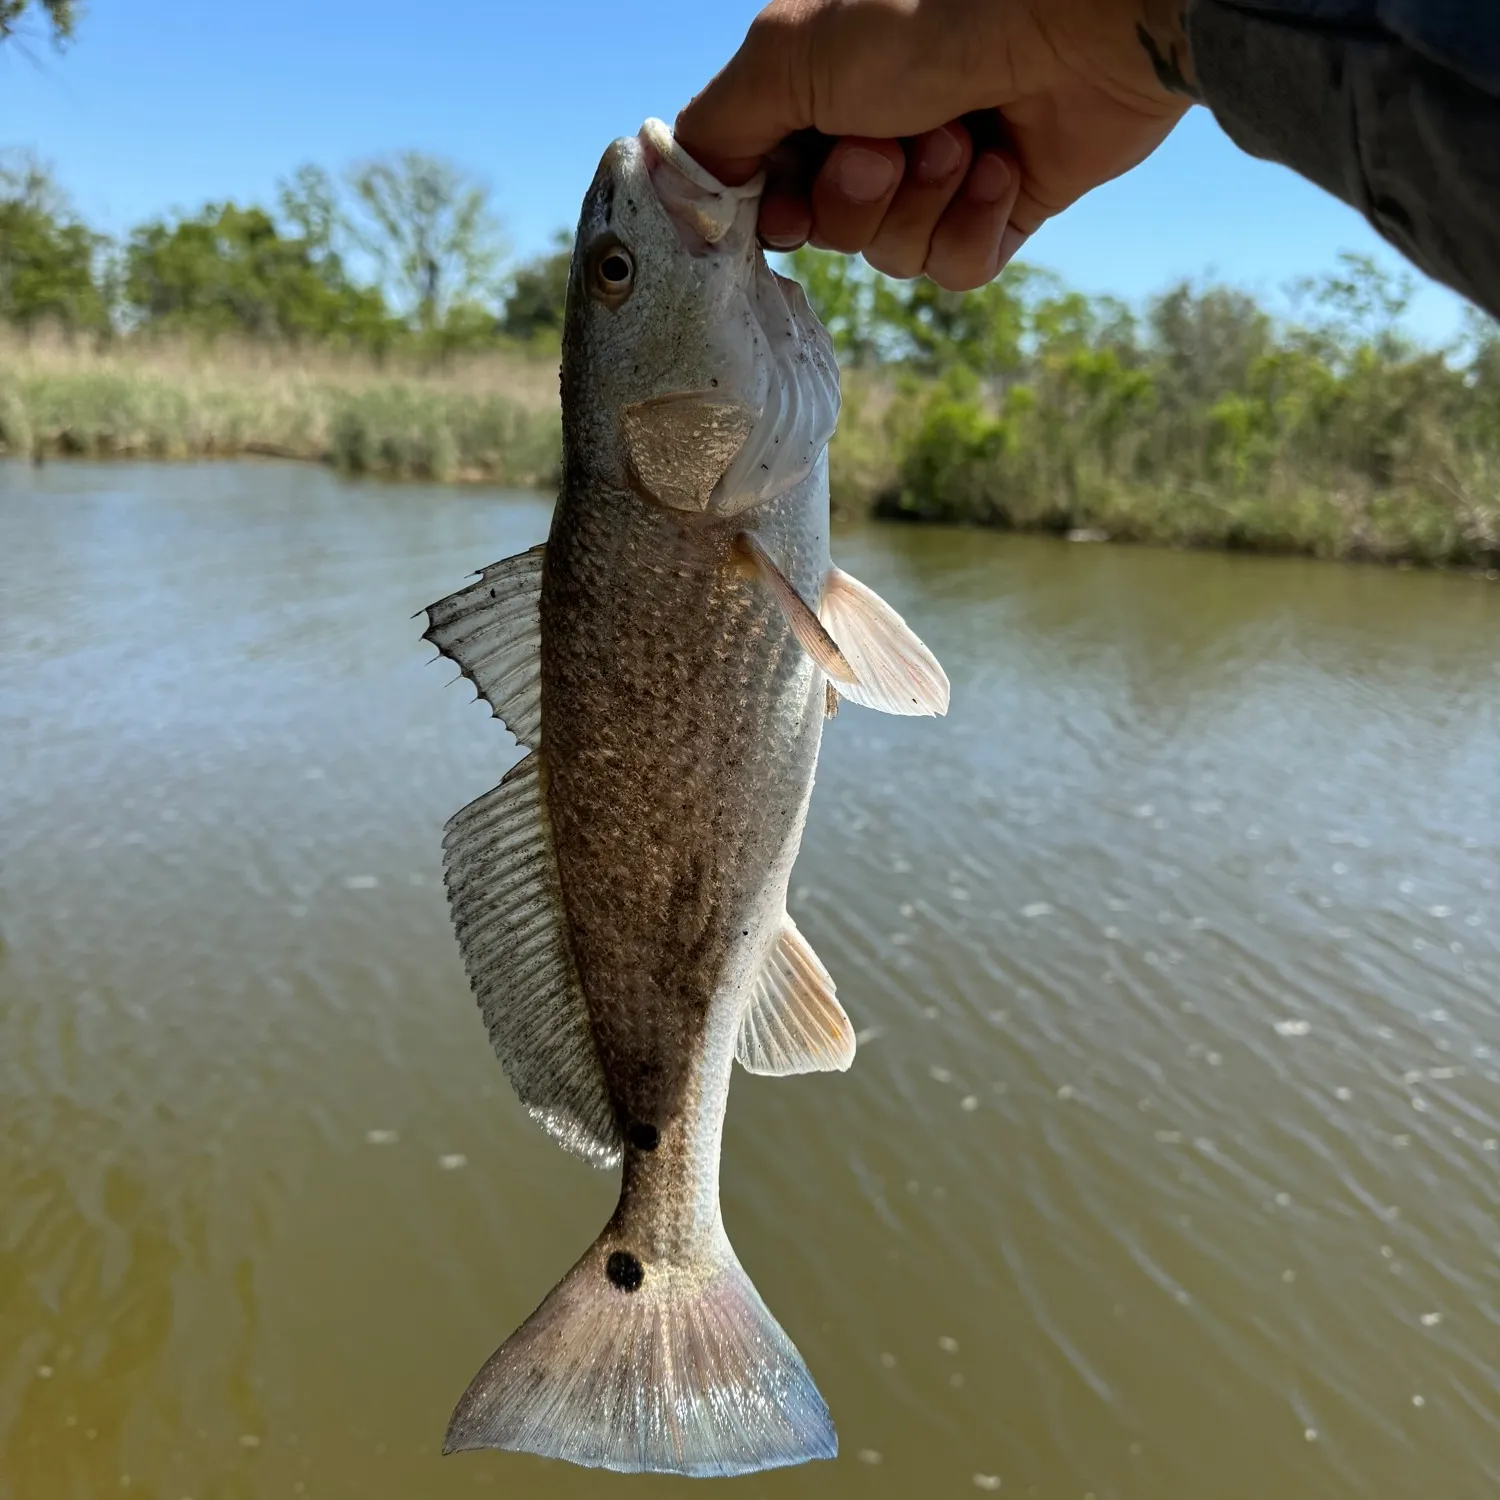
[1182,0,1500,320]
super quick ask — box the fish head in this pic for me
[562,119,840,519]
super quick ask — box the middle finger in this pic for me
[807,137,904,254]
[864,123,974,280]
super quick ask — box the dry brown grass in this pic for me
[0,332,562,483]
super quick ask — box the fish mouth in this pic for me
[637,118,764,253]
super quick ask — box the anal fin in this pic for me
[818,566,950,717]
[443,753,621,1166]
[736,917,855,1076]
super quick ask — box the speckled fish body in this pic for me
[421,120,949,1478]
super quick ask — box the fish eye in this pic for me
[589,242,635,303]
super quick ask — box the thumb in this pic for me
[674,2,818,185]
[675,0,1009,187]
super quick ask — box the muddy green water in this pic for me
[2,460,1498,1500]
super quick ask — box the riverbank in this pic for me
[826,374,1500,572]
[0,337,562,487]
[3,340,1496,570]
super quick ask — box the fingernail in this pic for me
[966,152,1012,204]
[995,222,1030,273]
[832,146,897,203]
[759,195,811,251]
[914,126,964,185]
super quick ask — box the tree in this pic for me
[0,0,77,47]
[347,151,504,333]
[501,231,572,341]
[123,201,392,345]
[0,151,109,333]
[278,164,341,262]
[1147,279,1273,410]
[775,247,914,365]
[1289,250,1418,364]
[898,275,1032,380]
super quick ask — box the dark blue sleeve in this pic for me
[1187,0,1500,320]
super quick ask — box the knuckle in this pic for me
[746,1,820,125]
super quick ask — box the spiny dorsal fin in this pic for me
[818,565,950,717]
[443,753,621,1166]
[734,532,856,685]
[423,544,544,748]
[736,916,855,1076]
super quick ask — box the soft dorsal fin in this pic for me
[443,753,621,1166]
[736,916,855,1076]
[422,544,544,748]
[733,532,856,685]
[818,566,950,717]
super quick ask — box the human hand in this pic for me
[675,0,1197,291]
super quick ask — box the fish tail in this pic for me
[443,1227,837,1476]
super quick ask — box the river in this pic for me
[2,460,1498,1500]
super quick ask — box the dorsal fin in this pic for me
[443,753,621,1166]
[736,917,855,1076]
[423,544,545,747]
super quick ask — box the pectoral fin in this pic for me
[736,916,855,1076]
[734,532,856,685]
[818,566,950,717]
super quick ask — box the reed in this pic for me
[0,333,562,485]
[4,333,1496,571]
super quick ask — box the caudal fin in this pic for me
[443,1233,837,1476]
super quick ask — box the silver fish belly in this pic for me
[420,119,949,1479]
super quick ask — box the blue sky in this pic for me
[0,0,1476,342]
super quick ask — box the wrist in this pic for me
[1134,0,1202,104]
[1035,0,1201,115]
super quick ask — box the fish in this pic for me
[419,118,950,1478]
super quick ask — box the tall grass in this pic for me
[826,367,1500,571]
[3,330,1496,572]
[0,332,562,485]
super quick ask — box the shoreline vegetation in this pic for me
[5,324,1499,574]
[0,334,563,488]
[2,148,1497,570]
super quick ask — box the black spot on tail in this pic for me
[628,1121,659,1152]
[606,1251,644,1292]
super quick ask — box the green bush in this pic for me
[894,396,1009,524]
